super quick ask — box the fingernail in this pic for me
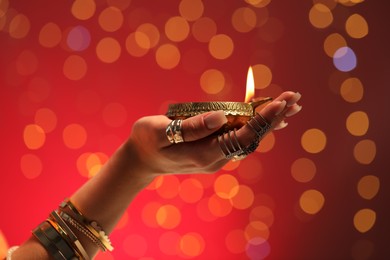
[287,92,302,107]
[275,100,287,116]
[285,105,302,117]
[274,120,288,130]
[204,110,227,129]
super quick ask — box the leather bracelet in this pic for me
[49,210,90,260]
[32,221,67,260]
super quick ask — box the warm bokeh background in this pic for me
[0,0,388,259]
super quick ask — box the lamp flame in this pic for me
[245,66,255,103]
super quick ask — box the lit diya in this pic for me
[166,67,272,133]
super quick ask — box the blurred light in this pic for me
[232,7,257,33]
[357,175,380,200]
[20,153,42,179]
[208,34,234,60]
[353,208,376,233]
[222,160,240,171]
[156,204,181,229]
[252,64,272,90]
[136,23,160,48]
[230,185,255,210]
[323,33,347,57]
[245,221,270,241]
[9,13,30,39]
[0,0,9,18]
[141,201,162,228]
[333,46,357,72]
[245,66,255,102]
[86,152,108,178]
[96,37,121,63]
[346,13,368,39]
[299,189,325,214]
[291,157,317,183]
[16,50,38,76]
[155,43,181,70]
[246,237,271,260]
[256,132,275,153]
[156,175,180,199]
[99,7,123,32]
[125,32,149,57]
[62,123,87,149]
[191,17,217,43]
[39,22,62,48]
[225,229,247,254]
[106,0,131,10]
[63,55,87,80]
[208,193,233,217]
[200,69,225,95]
[0,229,8,259]
[23,124,45,150]
[301,128,327,154]
[249,206,274,228]
[159,231,180,256]
[196,197,218,222]
[237,157,263,183]
[353,139,376,165]
[179,0,204,21]
[145,175,164,190]
[34,108,57,133]
[346,111,369,136]
[67,26,91,51]
[340,77,364,103]
[102,102,128,127]
[178,178,204,203]
[165,16,189,42]
[179,232,205,257]
[123,234,147,258]
[214,174,239,199]
[71,0,96,20]
[309,3,333,29]
[245,0,271,8]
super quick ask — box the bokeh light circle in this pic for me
[200,69,225,95]
[165,16,189,42]
[299,189,325,215]
[353,139,376,165]
[357,175,380,200]
[20,153,42,179]
[353,208,376,233]
[9,13,30,39]
[208,34,234,60]
[98,6,123,32]
[39,22,62,48]
[191,17,217,43]
[179,232,205,257]
[179,0,204,21]
[67,25,91,51]
[345,13,368,39]
[63,55,87,80]
[340,77,364,103]
[155,44,181,70]
[346,111,369,136]
[246,237,271,260]
[96,37,121,63]
[291,157,316,183]
[231,7,257,33]
[309,3,333,29]
[333,46,357,72]
[62,123,87,149]
[156,204,181,229]
[323,33,347,57]
[301,128,327,154]
[23,124,45,150]
[71,0,96,20]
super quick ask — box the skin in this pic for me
[9,91,301,259]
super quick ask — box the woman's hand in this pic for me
[127,91,302,176]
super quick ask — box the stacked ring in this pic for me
[165,119,184,144]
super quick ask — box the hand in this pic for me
[127,91,302,175]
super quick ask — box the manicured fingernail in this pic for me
[287,92,302,107]
[285,105,302,117]
[275,100,287,116]
[274,120,288,130]
[204,110,227,129]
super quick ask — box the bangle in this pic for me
[32,221,69,260]
[6,246,19,260]
[59,198,114,251]
[59,210,106,251]
[49,210,90,260]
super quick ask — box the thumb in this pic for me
[181,110,227,142]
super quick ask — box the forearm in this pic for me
[11,140,155,259]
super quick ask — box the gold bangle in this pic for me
[60,198,114,251]
[59,210,106,251]
[49,210,90,260]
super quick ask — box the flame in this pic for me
[245,66,255,103]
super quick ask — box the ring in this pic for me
[166,119,184,144]
[218,113,271,161]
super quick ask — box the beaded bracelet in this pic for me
[49,210,90,260]
[59,198,114,251]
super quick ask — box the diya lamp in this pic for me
[166,67,273,134]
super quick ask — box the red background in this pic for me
[0,0,389,259]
